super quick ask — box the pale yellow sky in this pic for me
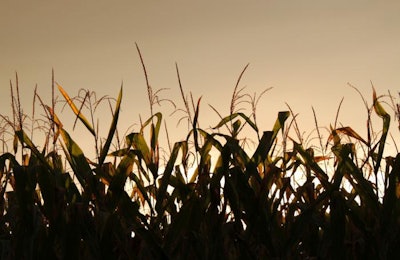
[1,0,400,156]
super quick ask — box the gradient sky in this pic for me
[1,0,400,156]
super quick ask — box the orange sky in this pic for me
[1,1,400,157]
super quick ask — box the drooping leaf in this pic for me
[328,126,368,145]
[373,87,389,118]
[212,112,258,133]
[141,112,162,152]
[128,133,149,162]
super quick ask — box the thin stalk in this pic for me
[15,73,23,131]
[135,43,153,118]
[285,103,303,144]
[333,97,344,130]
[51,69,55,152]
[231,63,249,116]
[312,107,328,173]
[164,120,172,154]
[176,63,193,129]
[31,85,37,142]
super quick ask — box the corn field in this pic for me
[1,48,400,259]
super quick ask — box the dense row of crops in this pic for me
[1,49,400,259]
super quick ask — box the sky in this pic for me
[1,0,400,157]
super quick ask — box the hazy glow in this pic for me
[1,1,399,156]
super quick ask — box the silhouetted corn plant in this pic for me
[1,55,400,259]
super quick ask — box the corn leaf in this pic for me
[251,131,273,165]
[130,172,153,213]
[372,87,390,176]
[58,83,96,137]
[98,86,122,166]
[15,129,52,171]
[109,149,134,192]
[212,112,258,133]
[155,141,184,214]
[271,111,290,140]
[59,128,95,196]
[141,112,162,152]
[294,142,330,189]
[328,126,368,145]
